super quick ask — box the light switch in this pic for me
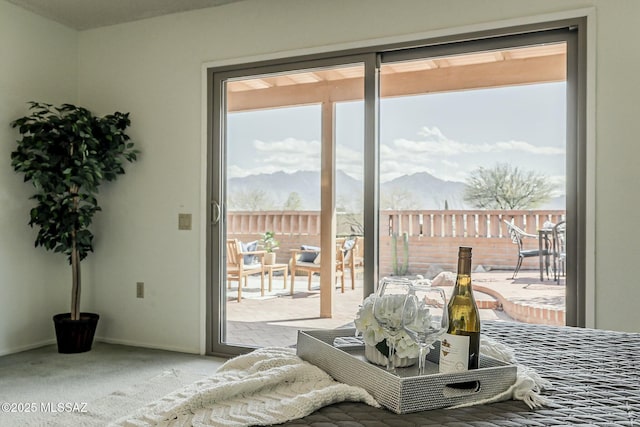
[178,213,192,230]
[136,282,144,298]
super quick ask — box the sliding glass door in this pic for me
[208,57,370,355]
[379,38,570,322]
[208,23,586,357]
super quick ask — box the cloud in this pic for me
[254,137,319,156]
[490,140,565,155]
[417,126,449,141]
[227,164,252,178]
[441,159,460,168]
[253,137,320,172]
[228,126,566,188]
[336,145,364,180]
[435,159,468,182]
[373,125,566,183]
[229,137,364,180]
[396,126,565,156]
[228,138,319,178]
[238,138,364,180]
[548,175,566,197]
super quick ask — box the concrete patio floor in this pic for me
[224,269,565,348]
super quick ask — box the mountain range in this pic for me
[228,170,565,210]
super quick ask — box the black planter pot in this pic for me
[53,312,99,354]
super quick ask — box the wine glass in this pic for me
[373,277,413,372]
[402,282,448,375]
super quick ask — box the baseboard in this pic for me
[95,336,200,355]
[0,338,56,357]
[0,337,201,357]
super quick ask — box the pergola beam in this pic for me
[227,54,565,112]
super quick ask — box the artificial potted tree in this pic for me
[9,102,138,353]
[260,231,279,265]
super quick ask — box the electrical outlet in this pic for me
[178,213,192,230]
[136,282,144,298]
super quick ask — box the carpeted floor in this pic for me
[0,342,225,426]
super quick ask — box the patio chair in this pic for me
[504,219,550,279]
[553,221,566,284]
[290,240,347,293]
[226,238,265,302]
[343,236,364,290]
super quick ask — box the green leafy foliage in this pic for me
[260,231,279,253]
[10,102,138,263]
[10,102,139,319]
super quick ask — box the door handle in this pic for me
[212,200,221,225]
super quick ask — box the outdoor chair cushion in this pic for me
[298,245,320,262]
[241,240,259,264]
[342,239,355,256]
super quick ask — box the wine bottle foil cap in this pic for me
[458,246,472,257]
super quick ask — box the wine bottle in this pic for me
[439,246,481,373]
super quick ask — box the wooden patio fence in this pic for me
[227,209,566,277]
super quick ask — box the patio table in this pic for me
[282,321,640,426]
[538,227,554,280]
[264,263,288,294]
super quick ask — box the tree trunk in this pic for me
[70,180,81,321]
[70,231,81,321]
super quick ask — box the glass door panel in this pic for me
[336,100,365,295]
[210,29,581,357]
[379,43,568,322]
[220,63,365,351]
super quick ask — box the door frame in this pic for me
[207,55,375,356]
[204,12,593,357]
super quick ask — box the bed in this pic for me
[280,321,640,426]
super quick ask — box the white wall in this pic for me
[590,1,640,332]
[0,0,79,355]
[76,0,640,353]
[2,0,635,355]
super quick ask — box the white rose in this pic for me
[355,292,421,356]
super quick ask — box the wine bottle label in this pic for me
[439,333,470,373]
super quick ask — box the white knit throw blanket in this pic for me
[110,347,379,427]
[463,335,552,409]
[112,338,549,426]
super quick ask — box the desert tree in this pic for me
[463,163,555,209]
[229,188,275,211]
[283,191,302,210]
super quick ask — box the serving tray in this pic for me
[297,328,517,414]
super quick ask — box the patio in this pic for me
[224,269,565,348]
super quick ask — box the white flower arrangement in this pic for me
[354,293,421,359]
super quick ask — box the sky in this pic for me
[227,81,566,197]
